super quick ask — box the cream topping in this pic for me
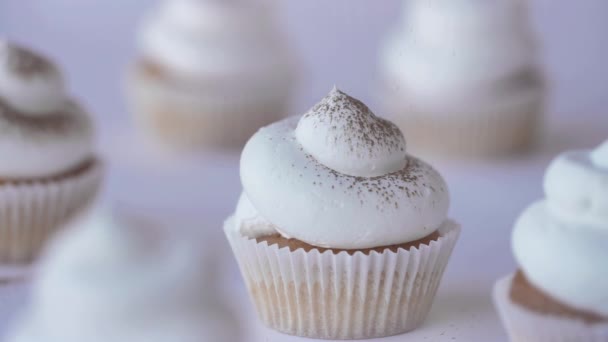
[513,141,608,317]
[544,142,608,227]
[591,140,608,168]
[138,0,292,79]
[240,88,450,249]
[296,87,406,177]
[0,41,94,178]
[381,0,542,107]
[234,192,276,238]
[7,211,239,342]
[0,41,66,115]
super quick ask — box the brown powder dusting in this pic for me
[255,230,440,255]
[301,88,405,160]
[0,99,89,138]
[303,153,444,210]
[4,44,57,78]
[293,89,446,209]
[510,270,607,324]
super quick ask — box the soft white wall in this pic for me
[0,0,606,142]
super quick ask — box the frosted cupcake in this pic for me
[0,41,102,264]
[380,0,545,158]
[128,0,297,151]
[494,141,608,341]
[7,211,240,342]
[225,87,460,339]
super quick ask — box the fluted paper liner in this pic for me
[127,67,292,150]
[494,274,608,342]
[384,87,544,157]
[225,218,460,340]
[0,161,103,265]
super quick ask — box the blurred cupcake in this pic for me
[7,211,240,342]
[225,87,460,339]
[0,41,102,264]
[380,0,545,158]
[494,141,608,341]
[128,0,297,151]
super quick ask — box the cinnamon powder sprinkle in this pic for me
[302,88,405,159]
[5,45,56,78]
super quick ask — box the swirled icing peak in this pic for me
[513,142,608,317]
[0,41,67,115]
[0,41,94,179]
[543,143,608,225]
[296,87,406,177]
[591,140,608,168]
[240,88,450,249]
[8,211,240,342]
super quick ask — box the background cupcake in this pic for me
[494,141,608,341]
[7,211,241,342]
[127,0,297,152]
[0,41,102,265]
[226,88,460,339]
[380,0,545,158]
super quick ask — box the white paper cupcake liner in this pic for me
[126,67,294,150]
[0,161,103,265]
[384,88,544,158]
[225,218,460,340]
[494,274,608,342]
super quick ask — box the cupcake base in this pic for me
[225,218,460,340]
[494,274,608,342]
[127,64,292,151]
[0,160,103,264]
[384,92,543,159]
[131,103,288,151]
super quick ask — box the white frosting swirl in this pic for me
[0,41,67,115]
[513,141,608,317]
[234,192,276,238]
[8,212,239,342]
[381,0,542,106]
[0,41,94,179]
[296,87,406,177]
[240,88,450,249]
[138,0,292,78]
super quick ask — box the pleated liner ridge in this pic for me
[0,161,103,264]
[225,217,460,340]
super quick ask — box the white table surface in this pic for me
[0,117,605,342]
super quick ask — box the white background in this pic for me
[0,1,606,341]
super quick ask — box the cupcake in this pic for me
[494,141,608,341]
[7,211,241,342]
[379,0,545,158]
[127,0,297,151]
[0,41,102,265]
[225,87,461,339]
